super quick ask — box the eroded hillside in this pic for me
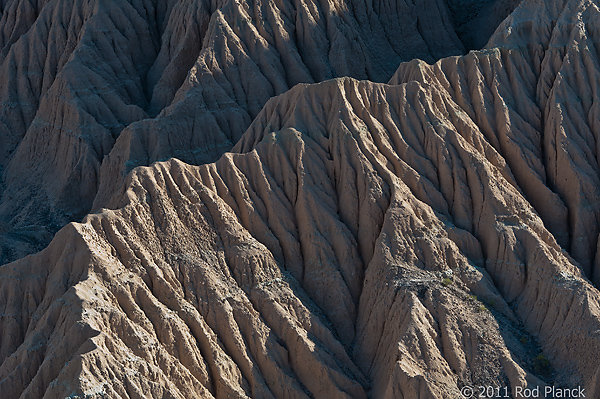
[1,0,600,398]
[0,0,499,264]
[391,0,600,285]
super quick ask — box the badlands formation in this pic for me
[1,0,600,398]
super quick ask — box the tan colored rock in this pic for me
[3,77,599,398]
[0,0,476,265]
[2,0,600,397]
[391,0,600,286]
[235,77,600,394]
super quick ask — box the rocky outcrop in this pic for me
[235,77,600,394]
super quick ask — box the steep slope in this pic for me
[0,0,517,265]
[0,0,163,263]
[2,77,599,398]
[90,0,475,209]
[234,77,600,394]
[3,0,600,397]
[390,0,600,286]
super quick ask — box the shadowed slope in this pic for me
[0,0,164,263]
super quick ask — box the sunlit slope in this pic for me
[1,78,598,398]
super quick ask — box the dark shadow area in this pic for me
[446,0,523,50]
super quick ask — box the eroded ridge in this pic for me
[0,0,509,265]
[391,0,600,286]
[1,77,599,398]
[2,0,600,397]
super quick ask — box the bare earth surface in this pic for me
[0,0,474,262]
[1,0,600,398]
